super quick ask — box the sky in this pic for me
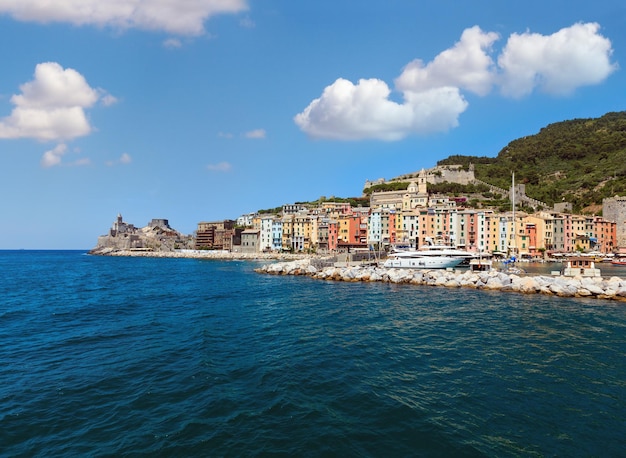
[0,0,625,249]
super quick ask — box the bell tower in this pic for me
[418,169,427,194]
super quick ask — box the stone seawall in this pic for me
[88,247,309,261]
[255,259,626,302]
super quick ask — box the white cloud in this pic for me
[295,22,615,141]
[207,161,232,172]
[0,0,248,36]
[218,132,234,139]
[498,22,617,97]
[245,128,266,139]
[100,93,118,106]
[0,62,114,141]
[163,38,183,49]
[40,143,67,168]
[40,143,90,167]
[294,78,467,141]
[12,63,98,109]
[106,152,132,166]
[396,26,499,96]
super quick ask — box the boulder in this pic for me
[580,278,607,296]
[549,282,577,297]
[485,276,506,290]
[514,277,540,293]
[305,264,318,275]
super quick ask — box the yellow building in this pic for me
[281,214,294,251]
[521,213,550,256]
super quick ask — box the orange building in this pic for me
[592,217,616,253]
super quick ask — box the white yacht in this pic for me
[387,239,477,268]
[383,255,463,269]
[383,240,473,269]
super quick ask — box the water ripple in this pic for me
[1,251,625,456]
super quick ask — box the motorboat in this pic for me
[383,255,464,269]
[390,239,478,266]
[384,239,471,269]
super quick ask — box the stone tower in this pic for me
[418,169,428,194]
[603,196,626,249]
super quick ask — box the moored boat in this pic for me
[383,255,464,269]
[390,239,477,265]
[385,239,474,269]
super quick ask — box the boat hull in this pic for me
[383,256,463,269]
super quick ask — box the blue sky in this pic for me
[0,0,624,249]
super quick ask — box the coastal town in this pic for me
[91,164,626,260]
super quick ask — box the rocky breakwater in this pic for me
[255,259,626,302]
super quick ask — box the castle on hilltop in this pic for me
[364,164,476,190]
[366,164,549,211]
[91,214,193,253]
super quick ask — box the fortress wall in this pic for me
[427,167,474,185]
[603,196,626,248]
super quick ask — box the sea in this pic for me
[1,250,625,457]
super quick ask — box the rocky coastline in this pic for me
[255,258,626,302]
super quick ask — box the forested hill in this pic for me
[438,111,626,212]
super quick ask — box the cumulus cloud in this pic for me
[295,22,615,141]
[396,26,499,96]
[0,62,114,141]
[295,78,468,141]
[498,22,617,97]
[207,161,232,172]
[245,128,266,139]
[0,0,248,36]
[40,143,90,168]
[40,143,67,168]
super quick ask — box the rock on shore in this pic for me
[255,259,626,302]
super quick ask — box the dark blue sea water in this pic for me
[1,251,625,457]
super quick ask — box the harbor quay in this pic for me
[255,258,626,302]
[88,248,309,261]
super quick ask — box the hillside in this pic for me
[438,111,626,213]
